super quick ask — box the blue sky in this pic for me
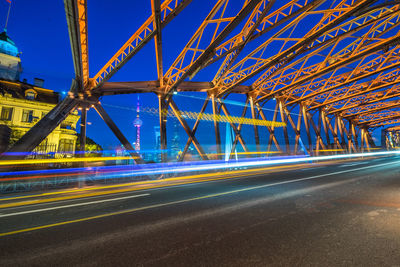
[1,0,272,151]
[1,0,386,151]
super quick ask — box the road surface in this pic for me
[0,156,400,266]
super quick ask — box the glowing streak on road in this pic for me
[0,156,133,166]
[1,150,400,188]
[1,159,399,237]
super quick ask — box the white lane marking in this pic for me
[299,166,324,171]
[0,190,148,212]
[339,163,363,167]
[0,193,150,218]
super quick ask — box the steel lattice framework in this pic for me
[5,0,400,162]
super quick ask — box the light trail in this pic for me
[207,151,280,156]
[0,150,399,186]
[0,164,311,206]
[0,156,133,166]
[1,159,399,237]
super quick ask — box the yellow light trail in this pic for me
[0,163,310,207]
[317,149,345,152]
[0,156,133,166]
[1,158,395,237]
[207,151,280,156]
[0,163,313,237]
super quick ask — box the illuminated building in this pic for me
[0,30,80,156]
[154,125,161,162]
[170,119,180,160]
[133,95,142,151]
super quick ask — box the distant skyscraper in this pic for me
[171,119,180,159]
[154,126,161,162]
[133,95,142,151]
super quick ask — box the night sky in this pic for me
[0,0,384,151]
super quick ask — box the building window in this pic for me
[0,107,13,121]
[59,139,74,153]
[21,110,33,123]
[61,122,72,130]
[26,92,35,100]
[25,89,37,100]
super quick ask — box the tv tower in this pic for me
[133,95,143,151]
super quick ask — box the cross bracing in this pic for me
[4,0,400,162]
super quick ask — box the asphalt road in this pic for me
[1,156,400,266]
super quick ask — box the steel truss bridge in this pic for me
[5,0,400,163]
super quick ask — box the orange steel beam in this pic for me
[77,0,89,88]
[216,0,377,97]
[64,0,89,90]
[94,80,251,95]
[327,84,400,115]
[262,34,400,105]
[357,110,400,125]
[163,0,232,93]
[209,0,322,79]
[286,46,400,106]
[163,0,264,96]
[307,67,400,111]
[342,100,400,118]
[92,0,192,88]
[211,0,275,85]
[370,118,400,128]
[152,0,164,86]
[296,38,400,106]
[267,8,400,105]
[225,0,378,96]
[383,125,400,131]
[255,10,400,103]
[253,4,400,99]
[201,0,325,83]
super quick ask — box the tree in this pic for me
[75,135,103,157]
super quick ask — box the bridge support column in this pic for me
[360,128,371,153]
[351,122,359,152]
[301,105,313,156]
[250,96,260,154]
[336,116,346,152]
[211,95,222,160]
[79,104,87,156]
[158,95,168,162]
[321,109,330,150]
[267,101,279,154]
[78,103,87,188]
[278,99,290,154]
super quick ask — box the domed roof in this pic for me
[0,30,19,57]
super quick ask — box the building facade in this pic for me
[0,80,80,156]
[0,30,80,157]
